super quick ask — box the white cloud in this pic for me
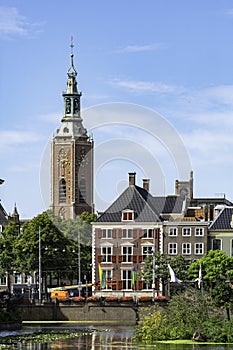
[0,130,40,152]
[116,43,166,53]
[111,78,185,94]
[0,6,43,37]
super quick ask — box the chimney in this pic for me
[143,179,150,191]
[128,172,136,186]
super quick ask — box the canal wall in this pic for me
[17,301,157,325]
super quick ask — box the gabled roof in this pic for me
[148,196,187,214]
[96,185,163,223]
[209,207,233,230]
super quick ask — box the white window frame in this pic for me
[101,245,113,263]
[14,273,21,284]
[195,227,204,236]
[182,227,191,236]
[168,227,178,236]
[182,242,191,255]
[121,269,132,290]
[122,210,134,221]
[195,243,204,255]
[102,229,112,239]
[142,245,153,260]
[102,269,113,290]
[122,229,132,239]
[143,229,153,238]
[121,245,133,263]
[0,276,7,285]
[168,243,177,255]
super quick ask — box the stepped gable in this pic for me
[97,185,162,223]
[209,206,233,230]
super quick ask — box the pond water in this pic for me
[0,324,232,350]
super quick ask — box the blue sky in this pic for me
[1,1,233,218]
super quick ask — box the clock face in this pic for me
[180,187,188,198]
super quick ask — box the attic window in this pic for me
[122,210,134,221]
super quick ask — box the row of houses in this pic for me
[91,172,233,297]
[1,172,233,298]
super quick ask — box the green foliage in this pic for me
[135,289,214,343]
[188,250,233,314]
[201,317,233,342]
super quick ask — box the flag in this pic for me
[195,263,202,289]
[98,264,106,289]
[168,264,178,283]
[131,265,136,288]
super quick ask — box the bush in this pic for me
[134,290,219,343]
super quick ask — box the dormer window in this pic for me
[122,210,134,221]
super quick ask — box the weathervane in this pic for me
[67,36,77,77]
[70,36,74,56]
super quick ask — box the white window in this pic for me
[24,275,31,284]
[195,243,204,255]
[168,227,177,236]
[103,269,113,290]
[122,210,134,221]
[0,276,6,285]
[182,228,191,236]
[195,228,204,236]
[102,229,112,238]
[121,269,132,290]
[122,246,133,262]
[101,246,112,262]
[168,243,177,255]
[182,243,191,255]
[143,229,153,238]
[14,274,21,284]
[122,229,132,239]
[142,246,153,260]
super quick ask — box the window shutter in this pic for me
[97,229,102,239]
[118,229,122,238]
[118,280,122,290]
[139,255,143,263]
[112,229,116,238]
[97,255,102,263]
[138,280,143,290]
[118,255,123,263]
[139,229,143,238]
[112,255,116,263]
[133,229,137,238]
[112,280,117,290]
[132,255,137,263]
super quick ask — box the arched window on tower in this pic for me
[79,178,86,203]
[59,178,66,203]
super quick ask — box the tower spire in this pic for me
[67,36,77,78]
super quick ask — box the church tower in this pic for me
[51,39,94,219]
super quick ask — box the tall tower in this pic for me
[51,39,94,219]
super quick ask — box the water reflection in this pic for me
[0,325,232,350]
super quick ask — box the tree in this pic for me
[15,212,78,294]
[48,211,97,281]
[0,222,20,292]
[189,250,233,320]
